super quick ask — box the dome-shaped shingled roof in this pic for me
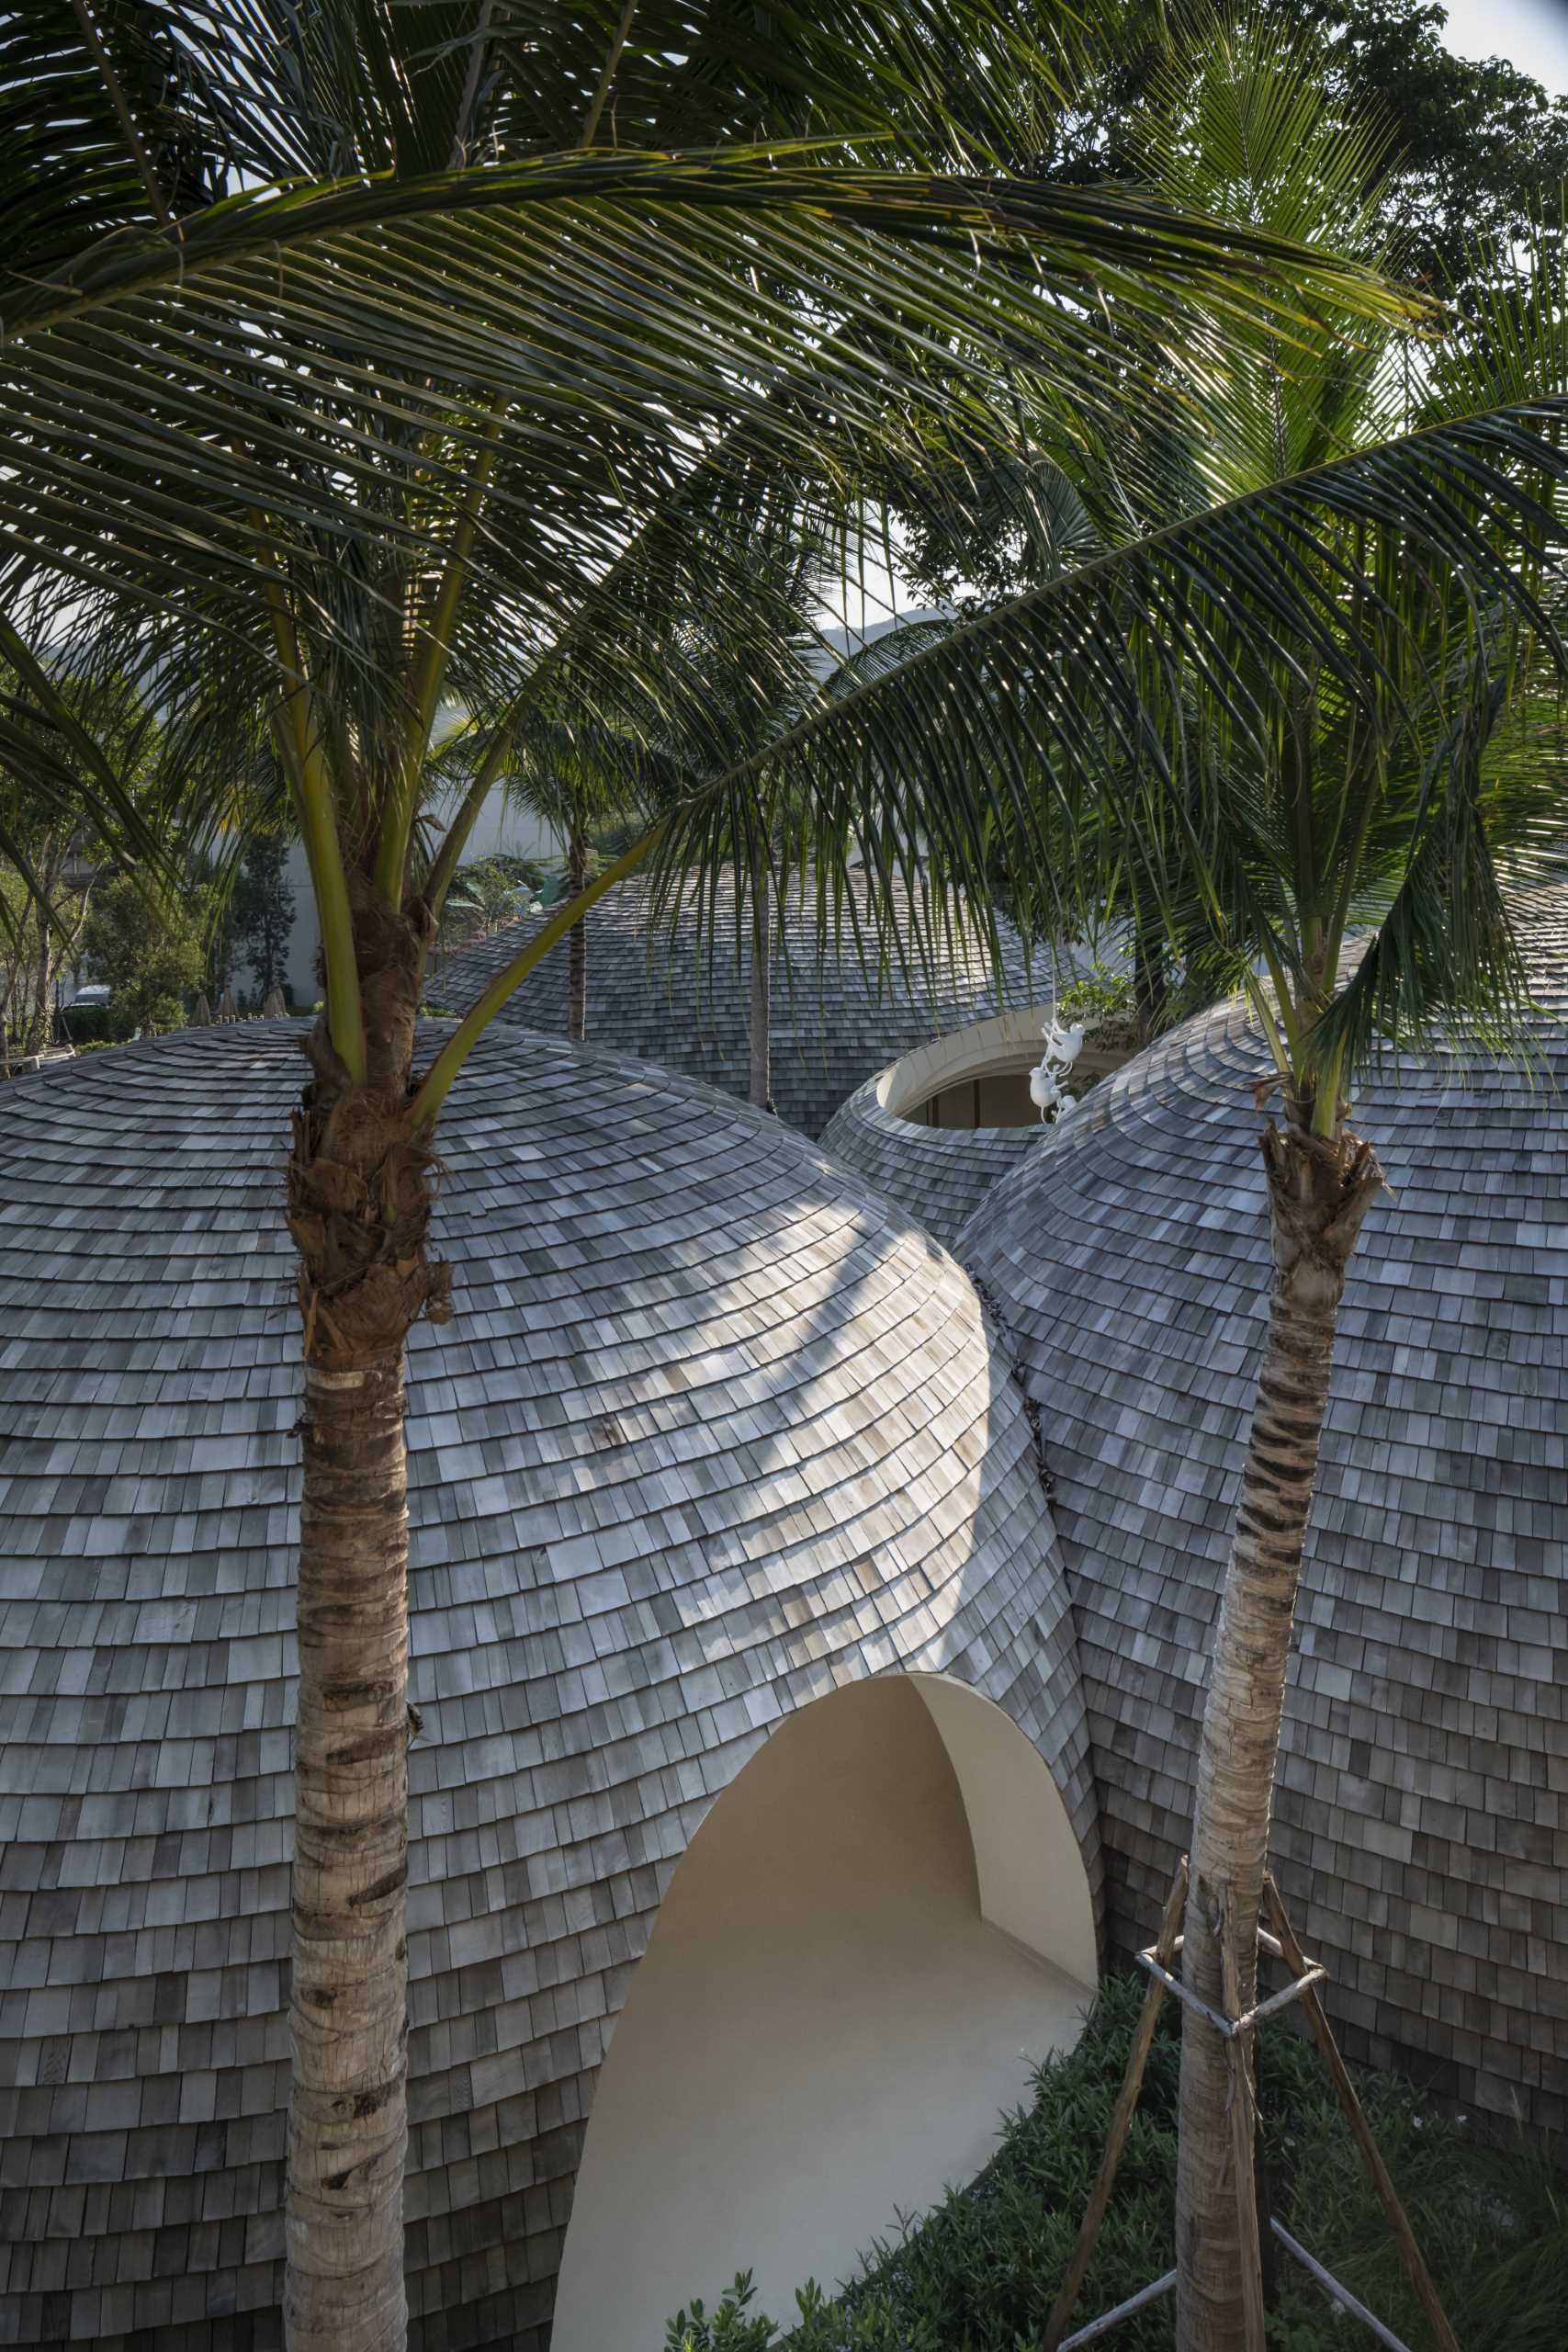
[962,890,1568,2141]
[0,1023,1095,2352]
[431,868,1034,1136]
[820,1004,1134,1250]
[823,1065,1043,1249]
[820,1019,1049,1247]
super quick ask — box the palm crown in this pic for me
[2,1,1413,1101]
[857,22,1568,1117]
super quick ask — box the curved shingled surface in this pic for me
[820,1006,1135,1251]
[821,1068,1043,1249]
[431,869,1034,1136]
[964,894,1568,2139]
[0,1023,1095,2352]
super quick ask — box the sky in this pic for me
[1441,0,1568,89]
[820,0,1568,636]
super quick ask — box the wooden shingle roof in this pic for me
[431,868,1035,1137]
[0,1022,1092,2352]
[822,1064,1044,1248]
[964,890,1568,2141]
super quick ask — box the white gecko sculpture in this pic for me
[1029,1013,1084,1122]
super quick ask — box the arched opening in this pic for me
[855,1006,1134,1133]
[550,1674,1095,2351]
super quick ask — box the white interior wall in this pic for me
[915,1673,1099,1986]
[281,782,561,1006]
[550,1675,1094,2352]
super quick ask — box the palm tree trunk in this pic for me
[287,1343,412,2352]
[1175,1117,1383,2352]
[0,960,16,1077]
[284,912,450,2352]
[22,861,61,1057]
[25,931,51,1055]
[567,830,587,1041]
[749,847,773,1112]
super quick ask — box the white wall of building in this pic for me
[552,1675,1093,2351]
[281,785,560,1007]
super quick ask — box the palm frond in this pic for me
[0,154,1409,629]
[647,217,1568,1080]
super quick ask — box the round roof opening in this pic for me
[823,1009,1137,1246]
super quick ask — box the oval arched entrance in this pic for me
[550,1673,1096,2348]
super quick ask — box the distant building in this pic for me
[280,611,948,1009]
[281,785,560,1007]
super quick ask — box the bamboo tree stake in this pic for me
[1262,1876,1461,2352]
[1041,1860,1188,2352]
[1043,1861,1463,2352]
[1219,1905,1269,2352]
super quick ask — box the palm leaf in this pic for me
[632,233,1568,1087]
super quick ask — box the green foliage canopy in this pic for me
[81,869,210,1036]
[1042,0,1568,294]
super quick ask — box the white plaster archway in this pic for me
[550,1674,1095,2351]
[913,1673,1098,1986]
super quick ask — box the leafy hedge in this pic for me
[666,1974,1564,2351]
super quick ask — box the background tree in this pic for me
[0,658,164,1064]
[81,868,211,1035]
[908,0,1568,617]
[1037,0,1568,292]
[0,836,90,1067]
[231,831,299,1004]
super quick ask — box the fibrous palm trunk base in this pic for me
[1175,1117,1383,2352]
[283,940,451,2352]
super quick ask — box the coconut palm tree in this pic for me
[8,7,1421,2346]
[439,520,839,1055]
[1052,51,1568,2346]
[755,25,1568,2344]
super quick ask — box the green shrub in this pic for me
[664,1974,1565,2350]
[443,853,551,943]
[1056,963,1133,1024]
[665,2272,775,2352]
[1057,964,1139,1052]
[56,1000,114,1044]
[666,2274,940,2352]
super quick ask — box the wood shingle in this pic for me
[0,1023,1093,2352]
